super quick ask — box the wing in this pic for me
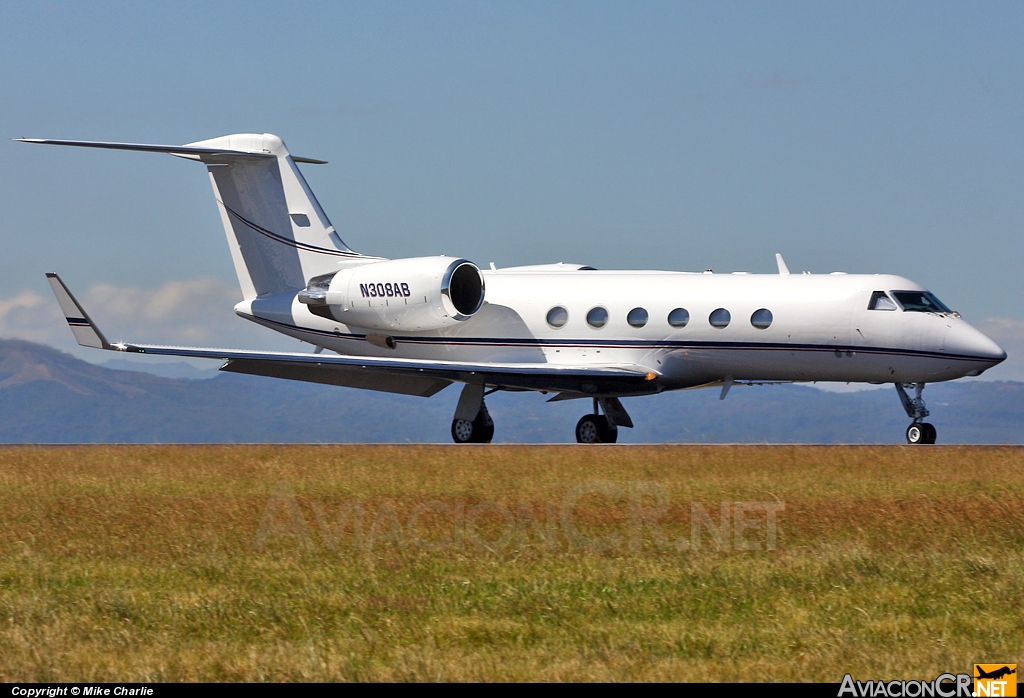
[46,273,658,397]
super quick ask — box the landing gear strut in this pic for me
[575,398,633,444]
[895,383,936,445]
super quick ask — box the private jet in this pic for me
[18,134,1006,444]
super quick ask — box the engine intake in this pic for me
[443,260,485,318]
[298,256,485,332]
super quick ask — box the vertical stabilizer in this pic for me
[183,133,362,299]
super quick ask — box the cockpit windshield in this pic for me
[890,291,952,314]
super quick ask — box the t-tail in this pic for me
[16,133,369,299]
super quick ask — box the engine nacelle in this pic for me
[298,256,485,332]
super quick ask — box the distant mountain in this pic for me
[99,359,219,380]
[0,338,1020,444]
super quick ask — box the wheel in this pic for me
[906,423,926,445]
[451,406,494,443]
[576,415,618,444]
[922,422,937,444]
[576,415,601,443]
[452,418,476,443]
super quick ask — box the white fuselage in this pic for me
[236,267,1006,395]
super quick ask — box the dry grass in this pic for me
[0,445,1021,681]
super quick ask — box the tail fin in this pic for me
[18,134,366,299]
[186,133,364,298]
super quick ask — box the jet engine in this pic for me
[297,256,485,331]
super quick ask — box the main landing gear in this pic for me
[451,402,494,443]
[449,386,636,444]
[451,383,494,443]
[575,398,633,444]
[896,383,936,445]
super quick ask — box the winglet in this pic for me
[775,253,790,275]
[44,273,111,350]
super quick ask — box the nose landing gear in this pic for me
[905,421,936,445]
[896,383,936,444]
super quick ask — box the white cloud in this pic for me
[0,289,62,345]
[0,278,300,366]
[83,278,245,344]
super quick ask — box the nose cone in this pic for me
[945,322,1007,372]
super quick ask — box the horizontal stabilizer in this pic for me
[14,138,326,164]
[45,273,110,349]
[16,138,273,159]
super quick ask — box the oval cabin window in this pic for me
[627,307,648,328]
[709,308,731,328]
[667,308,689,328]
[546,306,568,328]
[586,307,609,328]
[750,308,773,329]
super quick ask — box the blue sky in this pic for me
[1,1,1022,377]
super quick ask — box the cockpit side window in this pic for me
[868,291,897,311]
[891,291,952,313]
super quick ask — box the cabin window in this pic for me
[587,306,609,328]
[891,291,952,313]
[627,307,648,328]
[709,308,731,328]
[547,306,568,328]
[868,291,898,311]
[668,308,689,328]
[750,308,773,329]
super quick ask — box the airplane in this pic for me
[975,666,1016,681]
[17,133,1006,444]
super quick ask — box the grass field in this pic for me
[0,445,1021,681]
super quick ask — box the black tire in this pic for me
[451,418,476,443]
[576,415,617,444]
[475,406,494,444]
[906,423,926,445]
[451,405,495,444]
[922,422,937,444]
[600,418,618,443]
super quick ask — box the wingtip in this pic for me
[45,272,58,279]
